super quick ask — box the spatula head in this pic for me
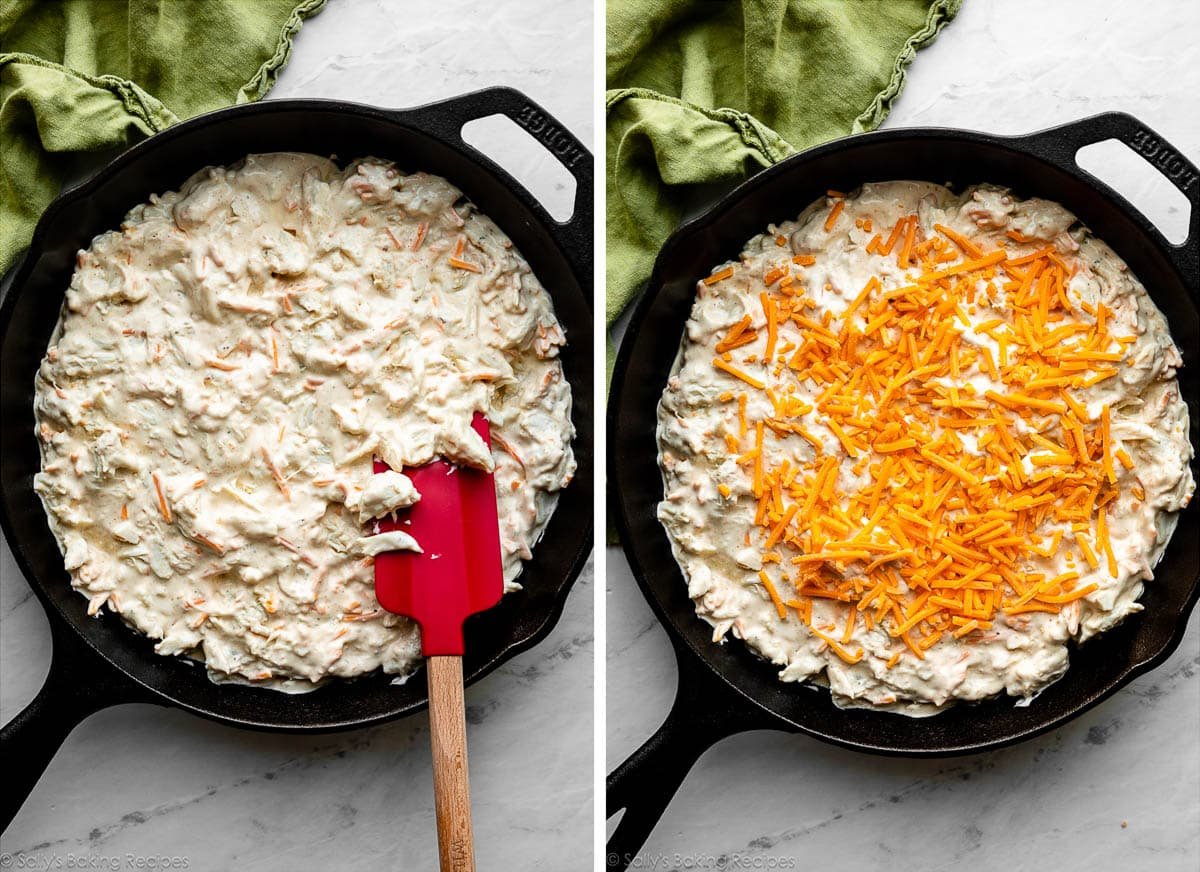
[372,412,503,656]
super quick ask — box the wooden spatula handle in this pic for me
[428,655,475,872]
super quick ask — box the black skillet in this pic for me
[607,112,1199,866]
[0,86,593,832]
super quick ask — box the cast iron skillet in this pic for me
[607,112,1198,866]
[0,87,593,832]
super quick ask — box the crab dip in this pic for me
[657,181,1193,716]
[34,153,575,693]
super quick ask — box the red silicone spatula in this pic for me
[372,411,503,872]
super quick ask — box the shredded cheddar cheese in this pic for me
[704,205,1137,664]
[660,181,1192,715]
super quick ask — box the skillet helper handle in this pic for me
[606,651,766,871]
[400,86,593,267]
[427,655,476,872]
[1015,112,1199,288]
[0,620,153,832]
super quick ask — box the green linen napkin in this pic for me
[0,0,328,275]
[606,0,962,372]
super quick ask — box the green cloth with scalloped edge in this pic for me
[0,0,328,275]
[606,0,963,374]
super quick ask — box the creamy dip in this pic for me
[34,153,575,692]
[658,181,1193,715]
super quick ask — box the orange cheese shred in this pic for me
[713,358,766,390]
[758,570,788,620]
[698,194,1129,669]
[704,266,736,285]
[824,199,846,232]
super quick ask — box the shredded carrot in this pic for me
[275,535,317,567]
[151,472,172,523]
[260,448,292,501]
[493,432,525,469]
[411,222,428,251]
[449,257,483,273]
[193,533,225,555]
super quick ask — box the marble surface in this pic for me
[0,0,593,869]
[607,1,1200,869]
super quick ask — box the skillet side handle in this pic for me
[395,86,594,278]
[1014,112,1199,289]
[0,620,153,833]
[606,651,768,870]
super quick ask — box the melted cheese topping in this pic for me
[34,153,575,693]
[658,181,1193,716]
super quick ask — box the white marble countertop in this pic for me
[0,0,593,869]
[607,1,1199,869]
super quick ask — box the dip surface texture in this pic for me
[657,181,1193,715]
[34,153,575,692]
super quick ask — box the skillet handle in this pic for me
[1014,112,1199,289]
[0,618,155,833]
[605,648,770,870]
[397,86,593,279]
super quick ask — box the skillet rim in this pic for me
[610,118,1200,756]
[0,93,594,732]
